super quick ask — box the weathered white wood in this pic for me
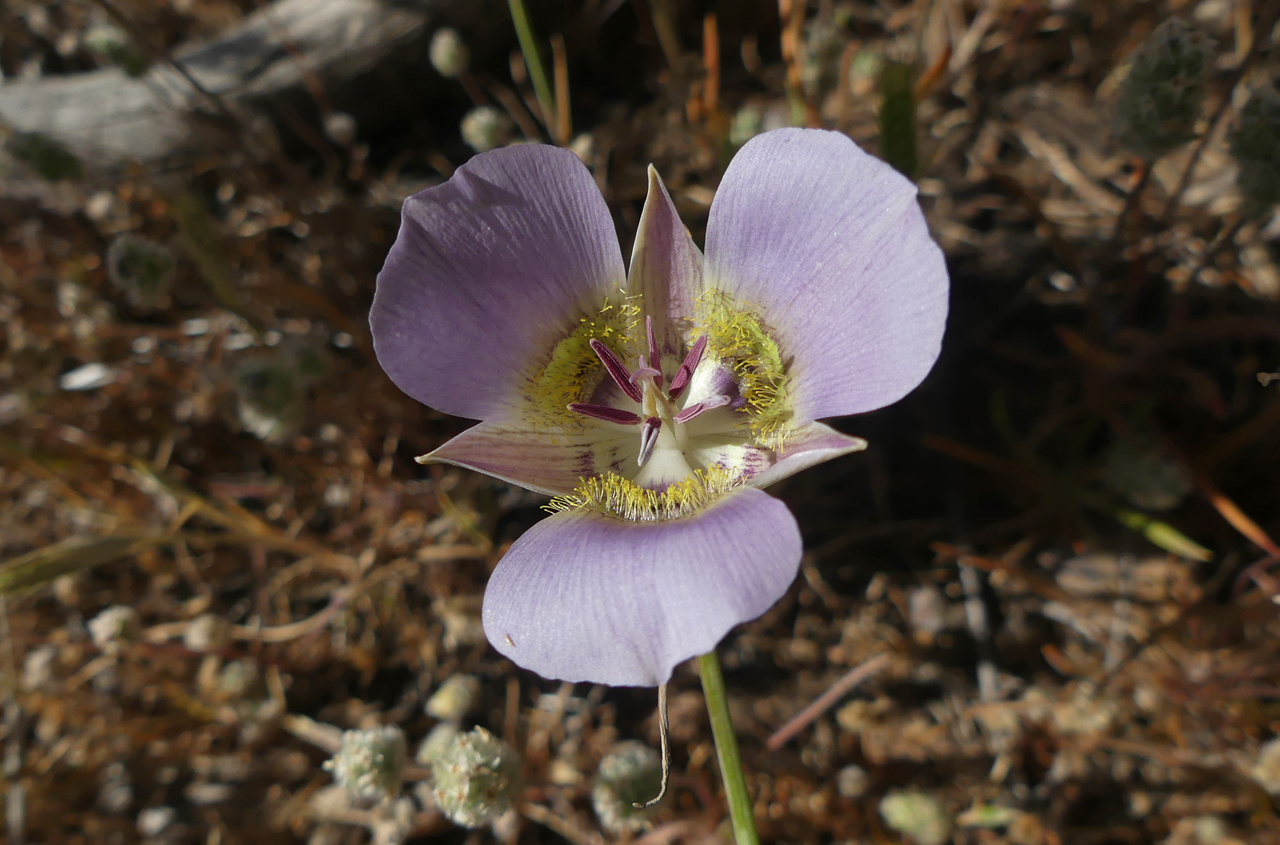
[0,0,434,166]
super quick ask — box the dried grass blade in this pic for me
[0,535,163,595]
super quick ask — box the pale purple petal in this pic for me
[423,421,637,497]
[482,488,802,686]
[627,166,703,362]
[704,128,949,422]
[371,145,626,422]
[745,422,867,489]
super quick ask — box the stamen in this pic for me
[672,393,731,424]
[568,403,642,425]
[645,316,664,388]
[637,417,662,467]
[634,683,670,808]
[589,339,642,403]
[667,335,708,400]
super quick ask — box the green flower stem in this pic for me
[696,650,759,845]
[506,0,556,136]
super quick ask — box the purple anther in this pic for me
[667,335,708,400]
[645,316,664,388]
[637,416,662,467]
[672,394,731,424]
[568,403,643,425]
[589,339,643,403]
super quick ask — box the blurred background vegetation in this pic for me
[1,0,1280,843]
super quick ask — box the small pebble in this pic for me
[136,806,176,837]
[836,764,869,798]
[183,614,233,653]
[184,782,236,805]
[60,362,117,392]
[1251,737,1280,794]
[879,790,951,845]
[21,645,58,692]
[88,605,140,649]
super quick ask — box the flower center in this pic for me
[567,317,742,487]
[536,294,793,521]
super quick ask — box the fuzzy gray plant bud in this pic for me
[324,726,408,804]
[1100,438,1192,512]
[323,112,358,148]
[415,722,460,766]
[234,358,304,442]
[429,28,470,79]
[1231,87,1280,217]
[232,341,328,443]
[460,107,512,153]
[729,104,764,148]
[84,23,149,76]
[429,727,521,828]
[590,741,662,834]
[106,234,175,309]
[1113,18,1214,161]
[879,791,951,845]
[425,675,480,722]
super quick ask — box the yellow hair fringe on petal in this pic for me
[696,290,792,448]
[525,298,640,429]
[546,465,740,521]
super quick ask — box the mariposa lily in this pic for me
[371,128,948,686]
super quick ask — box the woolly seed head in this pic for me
[429,727,521,828]
[424,675,480,722]
[106,234,175,309]
[1114,18,1215,161]
[1100,438,1191,512]
[84,23,149,76]
[232,341,328,442]
[429,28,470,79]
[591,741,662,834]
[324,726,408,804]
[460,107,513,153]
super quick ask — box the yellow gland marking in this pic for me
[546,465,740,522]
[696,290,792,448]
[526,299,639,429]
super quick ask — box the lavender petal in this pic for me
[371,145,626,422]
[628,166,703,359]
[704,128,949,422]
[482,487,802,686]
[422,421,636,496]
[745,421,867,489]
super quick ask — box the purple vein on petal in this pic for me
[568,403,643,425]
[590,339,643,403]
[667,335,707,400]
